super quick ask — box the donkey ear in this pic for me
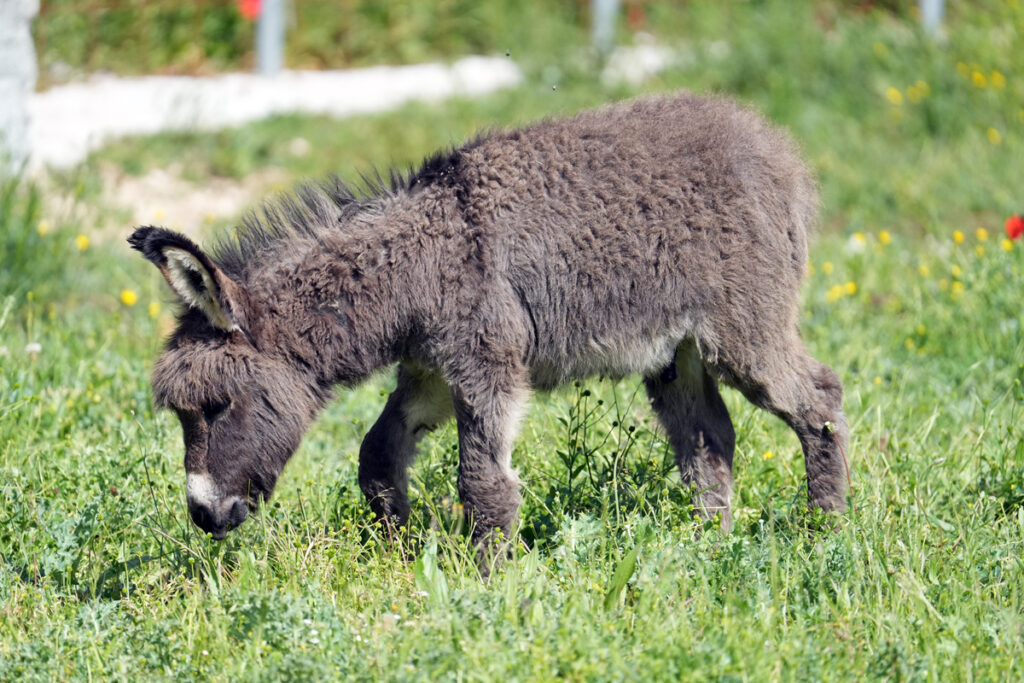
[128,226,246,332]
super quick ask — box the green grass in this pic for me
[5,1,1024,679]
[35,0,586,85]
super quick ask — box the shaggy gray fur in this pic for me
[130,91,849,564]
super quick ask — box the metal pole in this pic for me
[257,0,285,75]
[592,0,620,58]
[919,0,944,37]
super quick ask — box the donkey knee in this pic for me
[458,468,522,538]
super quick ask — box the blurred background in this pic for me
[6,0,1019,234]
[6,1,1020,230]
[1,3,1023,677]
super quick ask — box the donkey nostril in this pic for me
[189,502,217,534]
[226,499,249,529]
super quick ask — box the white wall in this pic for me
[0,0,39,173]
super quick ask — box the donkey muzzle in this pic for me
[189,497,248,540]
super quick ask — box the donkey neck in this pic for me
[248,187,459,389]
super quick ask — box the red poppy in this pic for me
[238,0,260,20]
[1006,214,1024,241]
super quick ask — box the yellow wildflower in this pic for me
[975,227,989,241]
[885,87,903,105]
[37,219,51,236]
[975,245,986,257]
[1001,239,1013,252]
[844,281,857,296]
[906,86,922,104]
[762,450,775,460]
[826,285,845,303]
[905,338,915,351]
[148,301,161,318]
[916,324,927,335]
[951,281,965,299]
[953,230,965,244]
[991,70,1006,88]
[972,71,987,88]
[987,128,1002,146]
[75,234,90,251]
[879,230,892,245]
[873,376,882,385]
[952,264,963,278]
[120,289,138,306]
[822,261,834,275]
[918,264,930,277]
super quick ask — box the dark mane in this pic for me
[211,144,472,280]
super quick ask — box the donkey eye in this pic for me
[201,399,231,424]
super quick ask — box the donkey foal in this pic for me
[130,92,849,567]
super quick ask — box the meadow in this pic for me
[2,1,1023,679]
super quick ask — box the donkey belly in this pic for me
[511,200,725,391]
[527,318,693,390]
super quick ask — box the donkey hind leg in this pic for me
[722,336,849,513]
[450,366,529,573]
[645,342,737,531]
[358,363,453,527]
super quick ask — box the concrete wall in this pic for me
[0,0,39,173]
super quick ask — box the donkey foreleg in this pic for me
[450,366,528,575]
[358,363,453,527]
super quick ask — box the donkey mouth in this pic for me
[190,497,249,539]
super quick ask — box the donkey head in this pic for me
[130,227,319,539]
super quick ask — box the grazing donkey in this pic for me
[130,92,849,560]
